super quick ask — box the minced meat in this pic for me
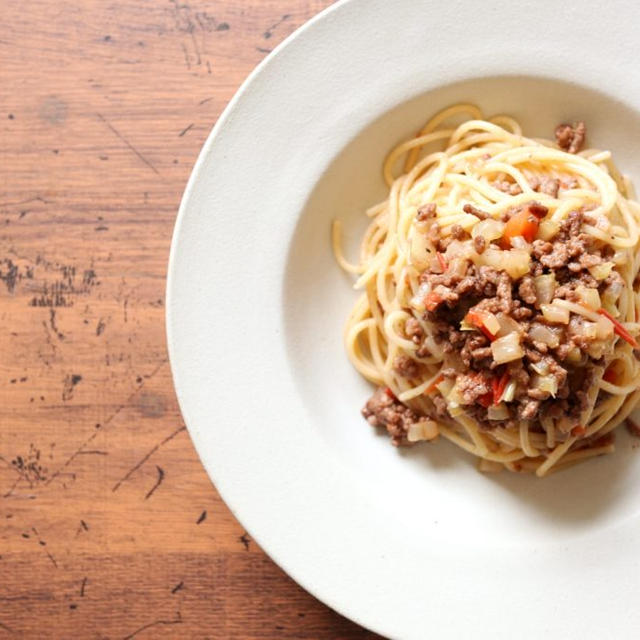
[555,121,586,154]
[362,388,422,446]
[393,355,422,378]
[363,120,625,444]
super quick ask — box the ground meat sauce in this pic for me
[555,121,586,154]
[462,203,491,220]
[538,177,560,197]
[404,317,424,343]
[362,387,422,445]
[393,354,422,378]
[362,120,628,439]
[494,180,523,196]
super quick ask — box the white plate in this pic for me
[167,1,640,637]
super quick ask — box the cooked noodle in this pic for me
[333,105,640,476]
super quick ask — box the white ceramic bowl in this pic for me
[167,1,640,637]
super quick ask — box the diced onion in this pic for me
[510,235,531,252]
[567,347,582,363]
[554,298,602,322]
[541,303,570,324]
[444,239,479,263]
[578,321,598,340]
[531,361,550,376]
[487,402,510,421]
[534,274,557,306]
[410,283,430,312]
[496,312,524,336]
[447,257,469,278]
[504,250,531,279]
[407,420,440,442]
[533,374,558,397]
[471,218,504,242]
[447,385,465,407]
[603,278,624,309]
[613,250,628,266]
[410,231,432,269]
[479,247,503,270]
[528,323,560,348]
[479,310,501,337]
[501,380,517,403]
[538,219,559,241]
[481,247,531,280]
[491,332,524,364]
[589,261,614,281]
[595,314,614,340]
[575,285,601,309]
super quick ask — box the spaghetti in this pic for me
[333,104,640,476]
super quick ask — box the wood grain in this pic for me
[0,2,383,637]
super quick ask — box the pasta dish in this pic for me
[333,104,640,476]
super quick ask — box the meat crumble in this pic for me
[362,387,422,446]
[555,121,586,154]
[361,122,635,444]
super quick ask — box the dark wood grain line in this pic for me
[112,426,185,493]
[178,123,194,137]
[31,527,57,568]
[47,359,168,485]
[122,613,182,640]
[144,465,165,500]
[2,478,21,499]
[96,112,160,175]
[0,195,52,208]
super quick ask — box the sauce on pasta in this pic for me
[333,104,640,476]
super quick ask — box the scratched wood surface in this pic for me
[0,2,384,638]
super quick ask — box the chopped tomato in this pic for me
[425,374,444,394]
[603,366,618,384]
[424,291,443,312]
[465,309,497,342]
[571,425,587,437]
[477,392,493,408]
[501,209,540,248]
[492,371,510,405]
[436,252,448,272]
[597,308,639,348]
[384,387,396,399]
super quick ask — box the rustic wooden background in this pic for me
[0,1,383,637]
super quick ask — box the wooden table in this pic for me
[0,2,382,637]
